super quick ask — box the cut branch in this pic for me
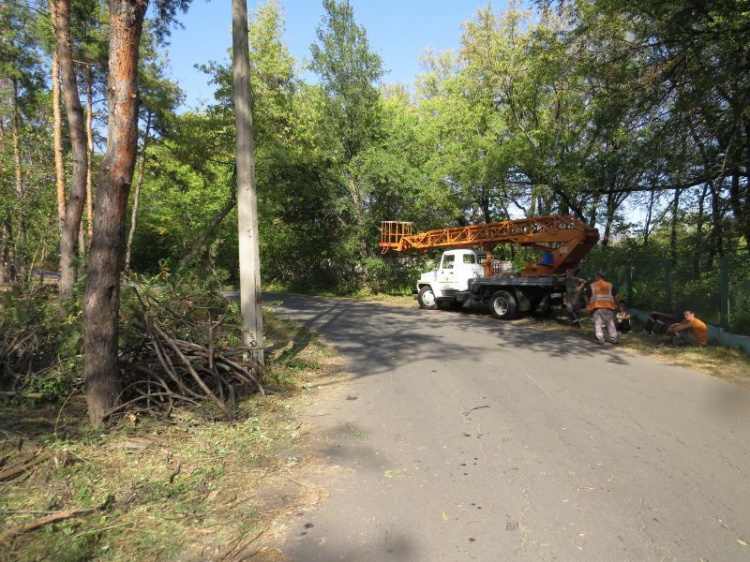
[1,503,107,542]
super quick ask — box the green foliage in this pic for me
[362,256,389,294]
[363,254,429,296]
[0,289,80,399]
[310,0,384,161]
[5,0,748,337]
[357,91,456,229]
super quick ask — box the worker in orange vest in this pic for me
[587,271,620,345]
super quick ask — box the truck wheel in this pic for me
[418,286,438,310]
[490,290,517,320]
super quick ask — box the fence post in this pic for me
[719,255,730,329]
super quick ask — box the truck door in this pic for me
[458,252,483,290]
[437,253,456,290]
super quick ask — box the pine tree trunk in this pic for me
[38,236,48,288]
[53,0,89,311]
[85,64,95,242]
[12,78,24,221]
[51,42,66,230]
[0,217,11,285]
[83,0,147,427]
[11,78,27,278]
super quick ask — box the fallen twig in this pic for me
[0,391,43,399]
[152,322,226,412]
[0,451,48,482]
[1,503,107,542]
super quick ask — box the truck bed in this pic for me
[470,275,558,288]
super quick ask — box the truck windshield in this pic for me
[442,255,455,269]
[463,254,476,264]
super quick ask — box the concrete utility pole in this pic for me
[232,0,264,363]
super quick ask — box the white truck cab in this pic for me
[416,249,484,309]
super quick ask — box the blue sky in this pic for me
[164,0,514,109]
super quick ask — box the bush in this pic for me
[0,288,79,400]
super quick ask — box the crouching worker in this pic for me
[616,302,631,333]
[666,309,708,347]
[643,301,681,335]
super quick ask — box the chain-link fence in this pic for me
[582,250,750,336]
[721,255,750,334]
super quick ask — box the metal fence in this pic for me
[582,251,750,336]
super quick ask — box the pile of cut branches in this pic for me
[116,282,265,420]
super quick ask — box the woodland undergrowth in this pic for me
[0,275,336,561]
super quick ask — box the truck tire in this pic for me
[490,290,517,320]
[417,286,438,310]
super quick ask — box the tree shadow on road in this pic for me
[265,294,631,382]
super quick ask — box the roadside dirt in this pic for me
[231,356,354,561]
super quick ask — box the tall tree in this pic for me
[49,13,66,231]
[357,87,454,231]
[52,0,89,309]
[0,1,46,282]
[73,0,109,249]
[310,0,384,280]
[540,0,750,248]
[83,0,190,427]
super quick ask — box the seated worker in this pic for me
[616,302,631,333]
[666,309,708,347]
[642,301,681,335]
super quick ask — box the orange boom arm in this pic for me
[379,215,599,277]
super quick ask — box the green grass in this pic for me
[0,314,338,561]
[528,314,750,384]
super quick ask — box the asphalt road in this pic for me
[265,294,750,562]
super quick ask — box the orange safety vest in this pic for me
[588,280,616,311]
